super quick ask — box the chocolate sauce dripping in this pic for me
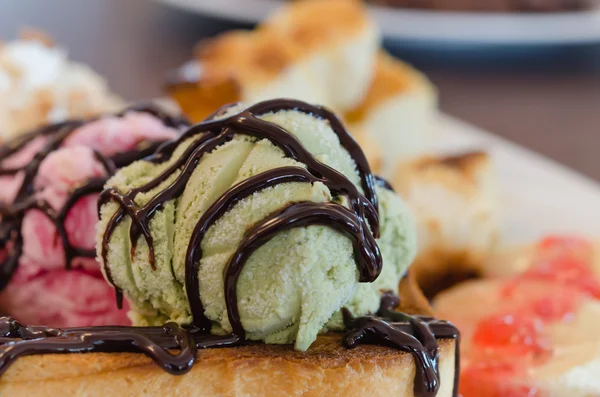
[421,318,461,397]
[100,102,379,279]
[246,99,379,212]
[184,166,380,331]
[0,316,220,377]
[344,294,460,397]
[343,309,439,397]
[223,201,381,338]
[378,291,460,397]
[375,176,395,192]
[0,105,187,291]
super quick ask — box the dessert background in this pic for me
[1,1,598,180]
[0,1,599,396]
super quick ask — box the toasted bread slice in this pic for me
[0,338,457,397]
[0,273,458,397]
[167,0,379,122]
[394,152,499,297]
[345,52,437,177]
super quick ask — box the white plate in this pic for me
[436,114,600,245]
[157,0,600,45]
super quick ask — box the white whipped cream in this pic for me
[0,40,121,140]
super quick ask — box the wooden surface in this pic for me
[1,0,599,181]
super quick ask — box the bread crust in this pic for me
[0,337,456,397]
[0,272,458,396]
[396,152,499,297]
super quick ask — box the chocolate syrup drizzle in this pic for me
[0,295,458,397]
[0,105,188,290]
[343,292,460,397]
[0,99,459,397]
[98,99,381,327]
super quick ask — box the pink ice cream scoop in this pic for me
[0,108,184,326]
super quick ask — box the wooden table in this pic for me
[2,0,600,180]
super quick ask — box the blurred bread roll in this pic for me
[167,0,380,122]
[394,151,499,296]
[345,52,437,177]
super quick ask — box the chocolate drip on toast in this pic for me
[0,293,459,397]
[0,317,203,376]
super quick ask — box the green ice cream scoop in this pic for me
[97,99,416,351]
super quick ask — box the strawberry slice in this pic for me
[472,313,547,356]
[500,280,581,323]
[527,293,578,323]
[461,358,541,397]
[537,235,593,258]
[437,235,598,397]
[523,255,600,299]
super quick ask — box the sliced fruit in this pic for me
[472,312,547,356]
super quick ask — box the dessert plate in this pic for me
[156,0,600,45]
[436,114,600,245]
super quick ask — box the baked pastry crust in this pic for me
[345,52,433,125]
[167,0,379,122]
[395,152,499,297]
[166,2,438,178]
[168,51,436,178]
[0,273,458,397]
[345,52,437,176]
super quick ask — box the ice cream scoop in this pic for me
[0,106,186,326]
[97,99,416,351]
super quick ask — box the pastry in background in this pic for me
[345,52,437,176]
[167,0,379,121]
[0,105,186,327]
[166,0,438,176]
[0,31,122,141]
[434,235,600,397]
[394,151,499,297]
[352,126,383,173]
